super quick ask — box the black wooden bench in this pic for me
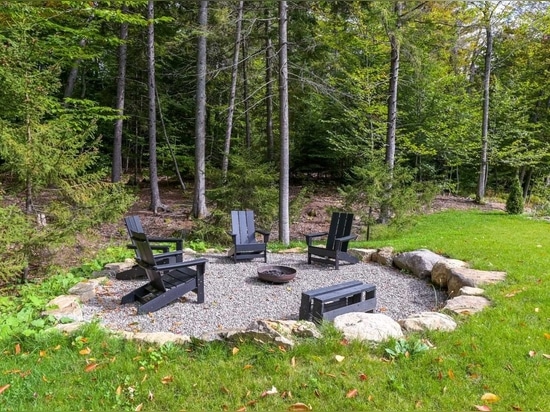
[299,281,377,323]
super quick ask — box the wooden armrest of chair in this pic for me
[255,229,270,243]
[153,258,208,272]
[146,236,184,250]
[305,232,329,245]
[335,234,358,243]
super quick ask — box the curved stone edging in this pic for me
[44,247,507,346]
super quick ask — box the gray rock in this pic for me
[447,267,506,298]
[444,295,492,315]
[398,311,457,332]
[393,249,445,279]
[431,259,469,287]
[43,295,83,322]
[459,286,485,296]
[348,248,377,262]
[371,247,394,267]
[333,312,403,343]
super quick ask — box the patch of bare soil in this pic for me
[56,186,506,271]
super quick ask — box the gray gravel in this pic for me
[81,253,447,338]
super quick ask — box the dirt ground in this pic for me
[61,185,506,270]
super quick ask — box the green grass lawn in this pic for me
[1,210,549,411]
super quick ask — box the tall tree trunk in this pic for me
[278,0,290,245]
[242,36,252,149]
[193,0,209,219]
[112,6,128,183]
[265,9,274,162]
[147,0,165,213]
[380,1,402,223]
[221,0,244,182]
[476,5,493,203]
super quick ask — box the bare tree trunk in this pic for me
[64,41,84,98]
[380,1,402,223]
[242,36,252,149]
[221,0,244,182]
[278,0,290,245]
[476,5,493,203]
[193,0,209,219]
[112,6,128,183]
[265,9,274,162]
[147,0,166,213]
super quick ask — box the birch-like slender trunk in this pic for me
[192,1,209,219]
[476,4,493,203]
[265,9,274,162]
[147,0,165,213]
[278,0,290,245]
[112,6,128,183]
[221,1,244,181]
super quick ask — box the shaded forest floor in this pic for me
[56,183,505,270]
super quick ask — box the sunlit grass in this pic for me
[1,210,549,411]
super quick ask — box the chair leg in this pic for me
[307,253,312,265]
[195,271,205,303]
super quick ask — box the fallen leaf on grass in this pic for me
[359,373,368,381]
[481,393,500,403]
[334,355,345,363]
[528,350,536,358]
[236,406,246,412]
[288,403,311,411]
[116,386,122,396]
[346,389,358,398]
[474,405,491,411]
[543,354,550,359]
[243,364,253,370]
[0,384,10,395]
[79,347,91,355]
[15,344,20,355]
[161,376,173,384]
[291,356,296,368]
[220,386,230,394]
[84,363,98,372]
[135,403,143,411]
[232,347,239,356]
[544,333,550,340]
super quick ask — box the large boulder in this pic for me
[431,259,469,287]
[398,311,457,332]
[371,247,395,267]
[333,313,403,343]
[393,249,445,279]
[446,267,506,297]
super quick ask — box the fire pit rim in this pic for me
[257,265,297,283]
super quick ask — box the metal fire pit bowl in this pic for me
[257,265,297,283]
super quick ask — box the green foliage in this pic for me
[384,337,429,360]
[192,153,278,245]
[339,159,437,238]
[0,204,33,284]
[505,177,524,215]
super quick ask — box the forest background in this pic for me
[0,0,549,285]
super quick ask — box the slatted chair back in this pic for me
[125,216,147,257]
[231,210,257,245]
[129,230,166,292]
[326,212,354,252]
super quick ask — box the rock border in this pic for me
[44,247,506,347]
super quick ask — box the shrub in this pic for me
[505,177,524,215]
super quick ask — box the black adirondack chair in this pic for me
[117,215,185,280]
[228,210,270,263]
[120,230,207,314]
[305,212,359,270]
